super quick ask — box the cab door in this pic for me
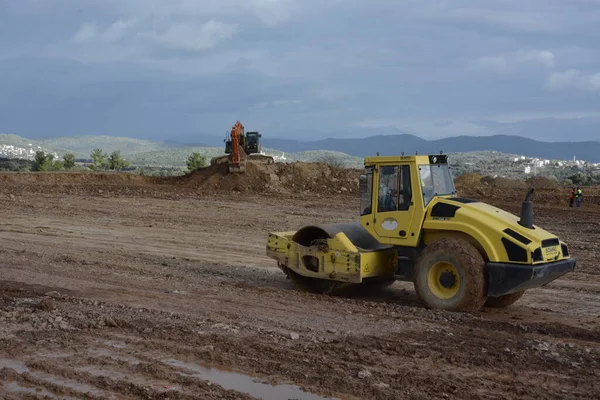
[372,164,418,244]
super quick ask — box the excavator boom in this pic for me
[228,121,246,173]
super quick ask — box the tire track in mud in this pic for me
[6,314,597,400]
[1,329,344,400]
[2,277,599,400]
[1,187,600,399]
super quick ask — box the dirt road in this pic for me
[1,174,599,399]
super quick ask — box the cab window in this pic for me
[378,165,411,213]
[360,166,373,215]
[378,166,398,212]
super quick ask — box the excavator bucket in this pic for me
[228,144,247,173]
[229,158,247,173]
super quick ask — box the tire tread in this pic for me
[414,238,487,312]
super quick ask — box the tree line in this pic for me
[32,149,131,171]
[31,149,208,173]
[32,151,76,171]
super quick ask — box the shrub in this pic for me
[318,154,345,173]
[90,149,108,170]
[63,153,76,170]
[32,150,63,171]
[108,150,131,170]
[186,152,207,172]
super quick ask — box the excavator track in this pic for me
[210,154,274,168]
[247,154,275,164]
[210,155,229,165]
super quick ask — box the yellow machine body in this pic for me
[265,153,576,310]
[267,229,397,284]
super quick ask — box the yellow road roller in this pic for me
[266,153,576,312]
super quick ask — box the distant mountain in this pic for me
[473,116,600,142]
[2,132,600,164]
[163,139,219,148]
[0,133,33,147]
[263,134,600,162]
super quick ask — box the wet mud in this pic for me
[1,173,599,399]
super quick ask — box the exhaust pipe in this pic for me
[518,188,535,229]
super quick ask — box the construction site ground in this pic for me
[1,164,599,399]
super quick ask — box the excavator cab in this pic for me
[245,131,262,155]
[224,131,247,154]
[224,132,232,154]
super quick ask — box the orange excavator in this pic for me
[211,120,275,173]
[228,121,246,173]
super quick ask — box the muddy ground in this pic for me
[1,170,599,399]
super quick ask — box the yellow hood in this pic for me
[422,196,569,264]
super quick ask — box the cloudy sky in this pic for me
[1,0,600,142]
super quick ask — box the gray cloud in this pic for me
[1,0,600,142]
[544,69,600,92]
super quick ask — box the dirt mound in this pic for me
[455,173,528,191]
[1,165,597,205]
[453,173,600,205]
[526,176,560,189]
[453,173,579,203]
[174,162,361,195]
[481,176,527,190]
[0,171,156,185]
[454,173,483,187]
[0,162,360,199]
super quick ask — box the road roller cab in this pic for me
[266,153,576,312]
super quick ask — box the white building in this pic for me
[0,144,58,161]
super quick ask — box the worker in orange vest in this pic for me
[568,187,575,208]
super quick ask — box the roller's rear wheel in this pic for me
[484,291,524,308]
[413,238,487,312]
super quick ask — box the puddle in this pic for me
[103,340,129,349]
[165,358,340,400]
[0,358,29,374]
[76,365,180,393]
[104,333,143,344]
[0,358,119,399]
[45,352,75,359]
[3,381,69,399]
[88,347,141,364]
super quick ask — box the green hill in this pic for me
[127,147,224,167]
[37,135,168,157]
[0,134,34,147]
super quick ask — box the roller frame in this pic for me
[266,222,398,285]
